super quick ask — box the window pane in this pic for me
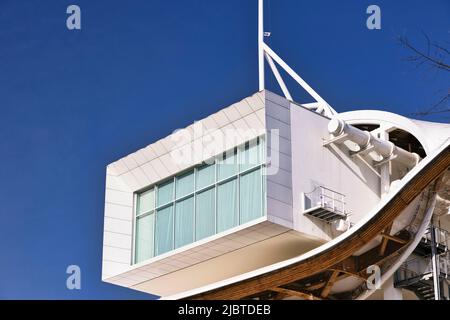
[155,205,174,255]
[217,178,238,233]
[196,163,215,190]
[157,180,174,207]
[137,189,154,215]
[240,139,261,171]
[175,196,194,248]
[135,213,154,263]
[218,148,237,181]
[176,170,194,199]
[195,188,215,240]
[240,168,263,224]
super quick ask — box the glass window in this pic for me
[195,188,215,240]
[174,196,194,248]
[176,170,194,199]
[135,213,154,263]
[240,139,261,171]
[218,148,237,181]
[196,163,215,190]
[240,168,263,224]
[157,179,173,207]
[217,178,238,233]
[137,188,154,215]
[134,137,266,263]
[155,205,173,255]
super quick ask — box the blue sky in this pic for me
[0,0,448,299]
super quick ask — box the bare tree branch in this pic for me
[398,35,450,71]
[399,33,450,119]
[411,93,450,116]
[433,43,450,56]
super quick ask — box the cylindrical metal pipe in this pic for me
[370,138,394,158]
[327,118,419,168]
[328,118,371,149]
[395,146,420,167]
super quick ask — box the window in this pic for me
[134,188,155,264]
[196,163,215,190]
[137,188,154,214]
[133,136,266,263]
[176,170,194,198]
[240,140,261,171]
[240,168,263,224]
[217,178,238,232]
[195,188,215,240]
[157,180,173,206]
[218,148,238,181]
[135,213,154,263]
[175,196,194,248]
[155,205,174,255]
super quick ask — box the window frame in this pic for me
[132,135,266,264]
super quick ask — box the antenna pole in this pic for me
[258,0,265,91]
[255,0,336,115]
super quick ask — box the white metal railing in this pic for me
[395,253,450,283]
[439,253,450,278]
[304,186,346,216]
[422,227,450,251]
[395,258,422,283]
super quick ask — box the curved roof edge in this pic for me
[339,110,450,154]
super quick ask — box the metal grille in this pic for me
[303,186,347,223]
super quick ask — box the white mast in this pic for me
[256,0,337,117]
[258,0,265,91]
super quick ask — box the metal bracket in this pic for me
[322,133,349,147]
[349,144,375,158]
[373,154,398,167]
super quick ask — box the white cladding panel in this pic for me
[290,104,381,241]
[102,92,267,280]
[265,91,293,229]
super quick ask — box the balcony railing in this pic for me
[395,253,450,284]
[303,186,347,223]
[422,227,449,251]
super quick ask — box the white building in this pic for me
[101,1,450,300]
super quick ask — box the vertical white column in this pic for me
[430,225,442,300]
[383,276,403,300]
[442,282,449,300]
[258,0,265,91]
[379,127,391,198]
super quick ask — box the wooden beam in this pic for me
[380,233,408,244]
[271,287,322,300]
[306,273,349,291]
[301,238,409,294]
[357,231,410,271]
[305,282,326,292]
[269,292,290,300]
[330,268,370,280]
[321,271,340,298]
[302,239,408,297]
[379,223,393,256]
[330,256,358,275]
